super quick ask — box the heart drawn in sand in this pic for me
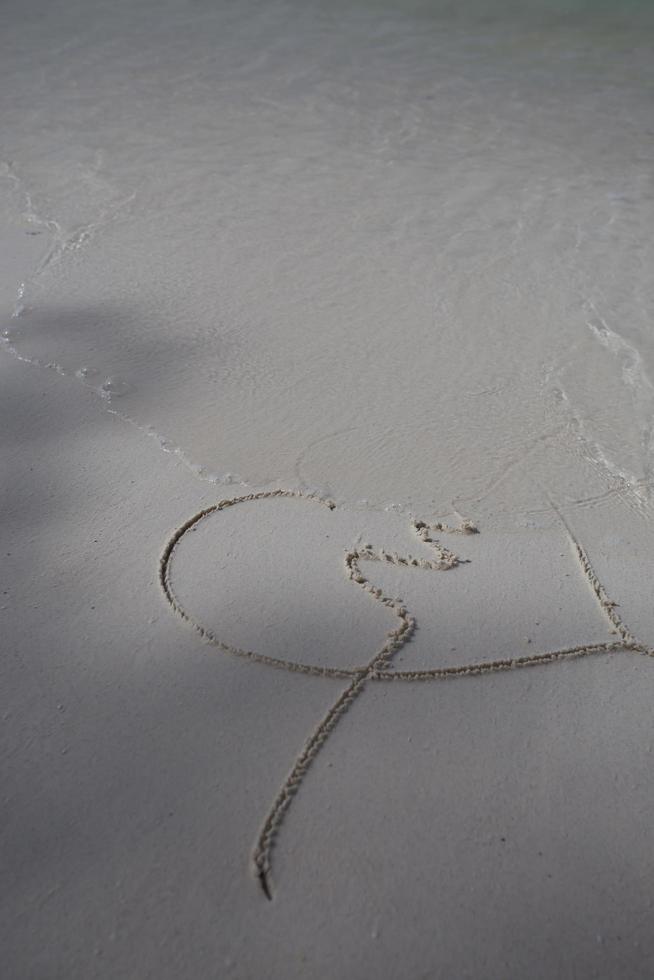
[160,490,651,899]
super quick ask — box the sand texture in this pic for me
[3,1,654,977]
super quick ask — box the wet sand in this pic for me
[2,1,654,976]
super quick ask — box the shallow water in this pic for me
[2,0,653,520]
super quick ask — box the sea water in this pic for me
[1,0,653,520]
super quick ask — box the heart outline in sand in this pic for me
[160,490,652,899]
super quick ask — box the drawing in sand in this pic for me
[159,490,653,900]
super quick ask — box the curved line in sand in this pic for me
[159,490,652,899]
[159,490,358,679]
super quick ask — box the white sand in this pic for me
[3,1,654,976]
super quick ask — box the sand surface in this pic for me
[2,1,654,977]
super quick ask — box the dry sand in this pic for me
[3,1,654,977]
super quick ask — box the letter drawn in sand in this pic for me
[159,490,653,900]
